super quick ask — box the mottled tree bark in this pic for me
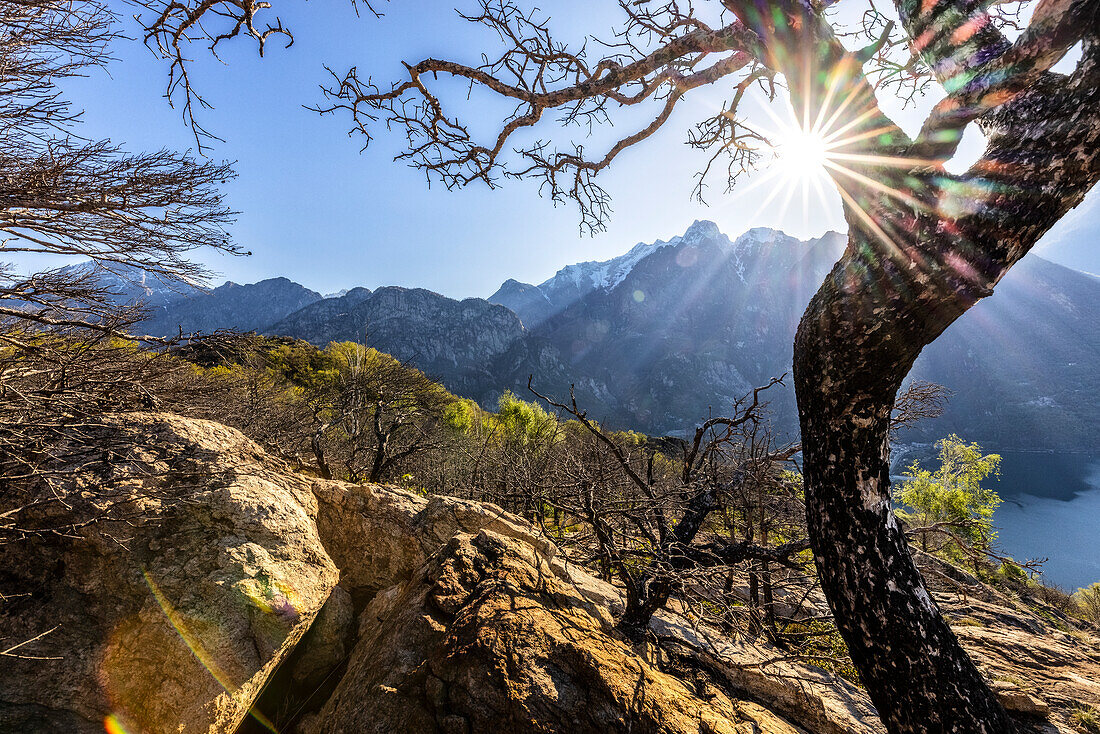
[793,31,1100,733]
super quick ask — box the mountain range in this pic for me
[61,221,1100,450]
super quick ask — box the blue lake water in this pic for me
[988,452,1100,591]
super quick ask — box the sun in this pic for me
[773,127,833,181]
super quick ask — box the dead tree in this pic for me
[0,0,240,536]
[0,0,239,332]
[308,344,451,484]
[0,1,239,353]
[324,6,1098,730]
[135,1,1099,730]
[530,377,806,638]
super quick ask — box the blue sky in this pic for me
[53,1,1100,298]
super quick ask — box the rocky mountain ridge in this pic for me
[59,221,1100,450]
[265,286,525,397]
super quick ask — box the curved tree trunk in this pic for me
[792,33,1100,729]
[793,243,1015,732]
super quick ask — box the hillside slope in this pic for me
[2,414,1096,733]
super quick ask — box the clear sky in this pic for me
[52,1,1100,298]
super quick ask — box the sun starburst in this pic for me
[774,127,833,182]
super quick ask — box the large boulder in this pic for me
[306,527,805,734]
[310,479,619,618]
[0,414,338,734]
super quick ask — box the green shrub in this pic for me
[1073,583,1100,627]
[1071,705,1100,733]
[895,435,1001,560]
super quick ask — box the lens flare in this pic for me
[140,568,282,734]
[774,127,832,181]
[103,714,130,734]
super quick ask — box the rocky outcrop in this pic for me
[0,414,338,734]
[942,595,1100,732]
[652,614,883,734]
[308,527,804,734]
[3,413,1099,734]
[487,278,557,329]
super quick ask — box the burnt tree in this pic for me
[530,377,805,638]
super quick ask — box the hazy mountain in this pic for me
[54,261,200,310]
[905,256,1100,450]
[139,277,323,337]
[485,223,847,436]
[261,286,373,343]
[266,286,526,397]
[484,221,1099,450]
[489,220,734,328]
[84,219,1098,451]
[47,262,323,337]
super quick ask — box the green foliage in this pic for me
[895,435,1001,558]
[995,560,1030,585]
[1073,582,1100,627]
[1072,705,1100,734]
[264,340,340,389]
[443,399,478,434]
[494,391,560,446]
[780,469,805,499]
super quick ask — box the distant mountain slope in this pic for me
[486,222,1099,450]
[54,261,200,310]
[47,262,324,338]
[489,220,731,328]
[267,286,374,341]
[139,278,323,337]
[77,219,1098,451]
[487,223,846,436]
[906,256,1100,449]
[267,286,525,396]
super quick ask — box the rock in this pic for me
[990,681,1051,717]
[651,613,883,734]
[310,479,431,606]
[943,594,1100,731]
[5,411,1099,734]
[306,528,804,734]
[310,481,621,625]
[0,413,338,734]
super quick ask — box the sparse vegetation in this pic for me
[1074,584,1100,628]
[1072,704,1100,734]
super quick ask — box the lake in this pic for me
[991,451,1100,591]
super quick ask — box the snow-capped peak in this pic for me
[681,219,724,245]
[538,237,675,293]
[733,227,784,247]
[537,220,738,295]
